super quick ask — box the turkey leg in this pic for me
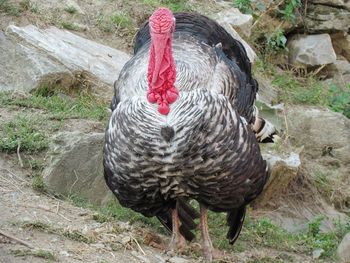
[200,205,214,261]
[168,202,186,251]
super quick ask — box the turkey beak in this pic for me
[151,33,169,85]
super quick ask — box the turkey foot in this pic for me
[200,205,224,262]
[168,205,186,252]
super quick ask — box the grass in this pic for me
[0,90,108,121]
[255,61,350,118]
[98,12,133,33]
[0,116,49,153]
[20,221,93,243]
[142,0,193,12]
[64,5,77,14]
[10,249,56,261]
[0,0,21,16]
[60,21,81,31]
[31,173,47,193]
[66,194,349,260]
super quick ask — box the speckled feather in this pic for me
[104,12,269,243]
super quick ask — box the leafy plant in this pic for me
[327,84,350,118]
[266,29,287,53]
[64,5,77,14]
[233,0,253,14]
[278,0,302,22]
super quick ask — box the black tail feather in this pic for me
[227,206,246,245]
[157,199,199,242]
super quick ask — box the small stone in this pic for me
[312,248,324,259]
[59,251,70,257]
[168,256,190,263]
[338,233,350,262]
[120,236,131,245]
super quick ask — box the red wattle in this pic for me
[165,88,178,104]
[147,91,157,103]
[158,102,170,115]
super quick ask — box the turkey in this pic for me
[103,8,272,261]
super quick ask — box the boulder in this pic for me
[214,8,253,37]
[218,23,257,63]
[331,32,350,61]
[287,34,336,66]
[286,107,350,164]
[253,151,301,207]
[1,25,130,99]
[326,59,350,84]
[305,3,350,32]
[338,233,350,263]
[43,132,113,205]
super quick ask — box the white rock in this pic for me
[312,248,324,259]
[214,8,253,37]
[338,233,350,262]
[2,25,130,99]
[288,34,336,66]
[168,256,190,263]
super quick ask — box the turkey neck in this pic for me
[147,9,178,115]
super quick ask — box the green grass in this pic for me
[66,193,349,260]
[64,5,77,14]
[0,0,22,16]
[31,173,47,193]
[10,249,56,261]
[142,0,193,12]
[98,12,133,32]
[0,91,108,121]
[0,116,49,153]
[110,12,132,28]
[60,21,81,31]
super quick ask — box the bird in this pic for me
[103,8,272,261]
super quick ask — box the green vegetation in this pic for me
[20,221,93,243]
[0,90,108,121]
[0,116,48,153]
[31,173,47,193]
[98,12,133,32]
[0,0,22,16]
[278,0,302,22]
[10,249,56,261]
[60,21,81,31]
[142,0,193,12]
[64,5,77,14]
[233,0,253,14]
[110,12,132,29]
[266,29,287,53]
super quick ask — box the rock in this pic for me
[253,151,301,207]
[43,132,113,205]
[305,3,350,32]
[1,25,130,99]
[214,8,253,37]
[312,248,325,259]
[331,32,350,61]
[288,34,336,66]
[218,23,257,63]
[326,59,350,84]
[286,107,350,164]
[168,256,190,263]
[311,0,350,9]
[338,233,350,262]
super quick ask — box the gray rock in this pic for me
[326,59,350,84]
[288,34,336,66]
[253,151,301,207]
[1,25,130,99]
[286,107,350,164]
[305,3,350,32]
[338,233,350,262]
[168,256,190,263]
[43,132,113,205]
[214,8,253,37]
[331,32,350,61]
[217,23,257,63]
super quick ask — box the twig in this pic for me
[56,201,60,214]
[132,236,146,255]
[0,230,34,249]
[251,0,285,30]
[69,170,79,195]
[17,143,24,168]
